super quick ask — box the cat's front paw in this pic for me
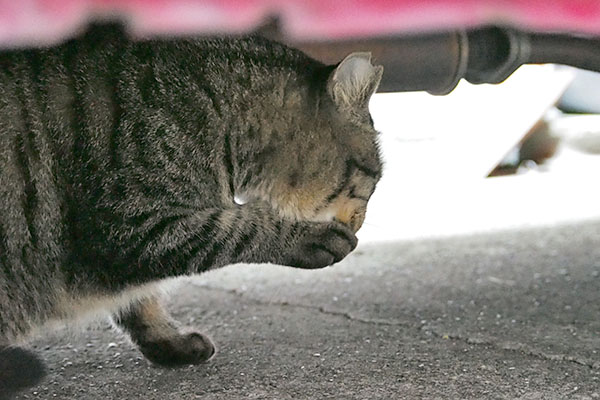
[287,221,358,269]
[138,331,215,367]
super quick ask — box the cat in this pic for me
[0,24,383,397]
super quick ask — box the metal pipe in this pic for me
[288,27,600,95]
[527,32,600,73]
[294,31,468,95]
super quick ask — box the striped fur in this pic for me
[0,24,382,392]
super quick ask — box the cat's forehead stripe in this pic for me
[347,159,380,179]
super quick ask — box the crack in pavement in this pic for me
[189,282,409,327]
[424,328,599,370]
[189,282,599,371]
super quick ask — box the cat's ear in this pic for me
[327,52,384,111]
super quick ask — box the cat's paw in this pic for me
[287,221,358,269]
[138,331,215,367]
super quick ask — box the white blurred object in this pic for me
[357,65,600,243]
[558,69,600,114]
[549,113,600,154]
[369,65,574,182]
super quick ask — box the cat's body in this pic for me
[0,24,382,397]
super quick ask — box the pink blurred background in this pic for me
[1,0,600,48]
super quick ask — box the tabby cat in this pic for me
[0,24,383,397]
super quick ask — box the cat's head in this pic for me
[241,52,383,233]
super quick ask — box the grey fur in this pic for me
[0,24,382,394]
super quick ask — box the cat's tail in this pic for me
[0,346,46,400]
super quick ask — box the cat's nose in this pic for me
[349,210,366,233]
[335,207,366,233]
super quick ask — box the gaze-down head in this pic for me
[260,52,384,232]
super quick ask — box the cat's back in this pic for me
[0,27,325,339]
[0,45,73,340]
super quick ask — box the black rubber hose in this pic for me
[527,32,600,73]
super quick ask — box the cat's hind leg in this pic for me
[0,346,46,399]
[112,296,215,367]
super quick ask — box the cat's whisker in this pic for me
[361,221,385,230]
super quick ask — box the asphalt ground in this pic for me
[12,219,600,399]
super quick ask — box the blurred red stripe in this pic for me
[1,0,599,48]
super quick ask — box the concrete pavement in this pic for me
[15,219,600,399]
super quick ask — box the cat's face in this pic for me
[253,53,383,233]
[304,129,382,233]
